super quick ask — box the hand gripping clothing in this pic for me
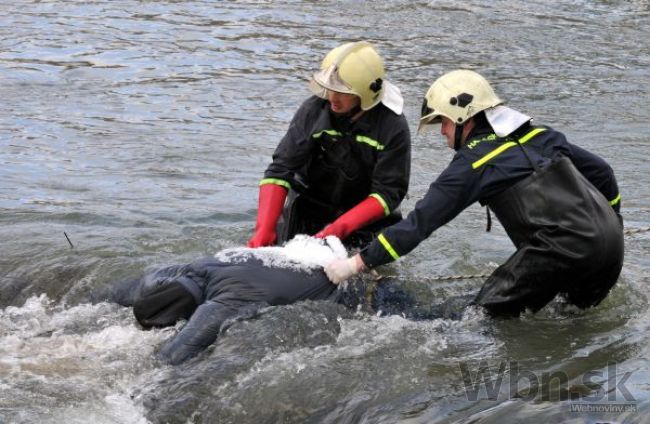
[360,123,623,315]
[261,96,411,245]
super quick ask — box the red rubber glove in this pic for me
[315,196,386,241]
[247,184,288,247]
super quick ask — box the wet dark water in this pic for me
[1,1,649,423]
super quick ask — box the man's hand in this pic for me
[324,254,365,284]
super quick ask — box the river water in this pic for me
[1,1,649,423]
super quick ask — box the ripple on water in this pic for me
[0,0,649,423]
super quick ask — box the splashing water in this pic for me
[0,0,648,422]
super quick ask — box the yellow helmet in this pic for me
[310,41,386,110]
[419,70,502,131]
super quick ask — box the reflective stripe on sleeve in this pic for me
[378,234,400,260]
[609,193,621,206]
[369,193,390,216]
[472,127,546,169]
[259,178,291,190]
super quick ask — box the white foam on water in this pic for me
[215,313,454,399]
[0,295,174,424]
[206,308,504,416]
[44,393,151,424]
[335,313,452,356]
[214,235,348,272]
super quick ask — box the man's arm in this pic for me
[567,142,621,212]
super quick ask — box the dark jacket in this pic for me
[361,123,621,268]
[130,255,339,364]
[263,96,411,217]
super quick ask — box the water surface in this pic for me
[1,1,649,423]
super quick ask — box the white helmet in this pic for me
[419,70,503,132]
[310,41,386,111]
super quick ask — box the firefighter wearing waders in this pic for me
[248,41,411,248]
[325,70,624,316]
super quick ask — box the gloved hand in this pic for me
[315,196,386,241]
[247,183,288,248]
[324,254,365,284]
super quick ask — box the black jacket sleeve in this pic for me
[370,114,411,213]
[566,142,621,212]
[262,98,323,186]
[361,154,479,268]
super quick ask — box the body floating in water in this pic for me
[114,236,348,364]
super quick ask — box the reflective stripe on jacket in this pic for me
[361,123,621,268]
[262,96,411,216]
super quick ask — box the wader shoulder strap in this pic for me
[484,127,545,232]
[512,129,541,172]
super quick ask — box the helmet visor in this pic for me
[311,65,354,94]
[418,97,442,132]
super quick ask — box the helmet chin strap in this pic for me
[453,123,464,151]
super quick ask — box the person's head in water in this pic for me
[419,70,502,150]
[309,41,386,115]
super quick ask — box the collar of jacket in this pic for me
[485,105,532,137]
[324,102,374,133]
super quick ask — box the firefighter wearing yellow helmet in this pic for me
[249,41,411,248]
[309,41,387,111]
[325,69,624,317]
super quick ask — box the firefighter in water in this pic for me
[325,70,624,316]
[248,41,411,248]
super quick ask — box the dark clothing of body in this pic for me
[124,256,338,364]
[361,123,623,315]
[264,96,411,244]
[113,255,469,365]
